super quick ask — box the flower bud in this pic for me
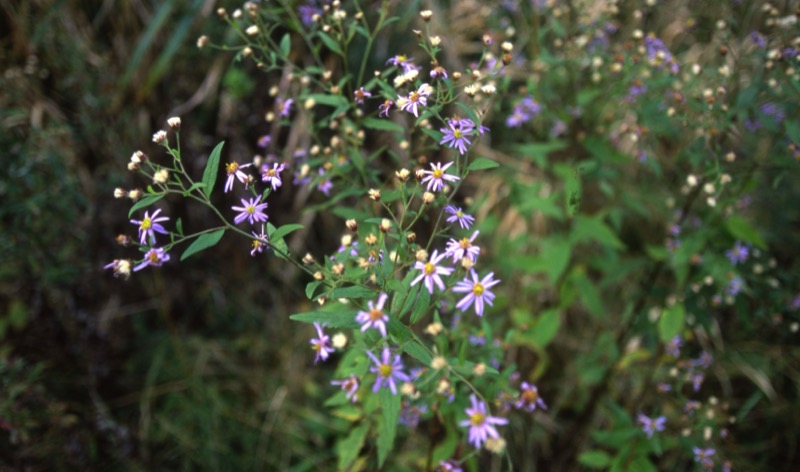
[346,219,358,231]
[303,253,315,265]
[422,191,435,204]
[368,188,381,200]
[167,116,181,129]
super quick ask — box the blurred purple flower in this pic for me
[637,413,666,438]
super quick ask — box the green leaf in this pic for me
[542,238,571,283]
[279,33,291,57]
[362,117,404,133]
[269,223,304,243]
[532,309,560,348]
[658,304,685,342]
[330,286,378,300]
[725,215,767,249]
[307,93,349,108]
[180,229,225,261]
[337,423,369,471]
[266,222,290,261]
[290,307,359,328]
[467,157,500,171]
[409,288,431,324]
[305,281,323,301]
[571,215,626,251]
[318,31,344,56]
[202,141,225,199]
[377,388,401,467]
[578,450,612,469]
[128,194,165,218]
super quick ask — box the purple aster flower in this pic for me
[232,197,269,225]
[506,95,541,127]
[421,161,460,192]
[131,209,169,245]
[760,102,785,125]
[316,169,333,196]
[386,54,418,74]
[438,459,463,472]
[725,241,749,265]
[445,205,476,229]
[725,276,743,296]
[250,229,269,256]
[298,3,323,26]
[693,447,715,468]
[637,413,666,438]
[452,270,500,317]
[133,247,170,272]
[354,87,372,104]
[260,162,286,191]
[355,292,390,337]
[684,401,701,414]
[691,372,705,392]
[445,230,481,263]
[378,99,394,117]
[645,34,679,73]
[399,402,427,428]
[257,135,271,148]
[310,322,334,363]
[439,119,474,155]
[459,394,508,449]
[398,83,432,117]
[469,333,486,346]
[693,352,714,369]
[506,108,529,128]
[224,162,252,193]
[665,335,682,357]
[430,64,448,79]
[277,97,293,118]
[331,375,359,403]
[411,250,454,294]
[367,347,410,395]
[515,382,547,412]
[749,31,766,48]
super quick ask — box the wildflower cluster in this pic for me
[102,0,800,469]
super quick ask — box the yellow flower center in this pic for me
[453,129,463,139]
[369,308,384,321]
[266,169,277,177]
[379,363,393,378]
[140,217,152,230]
[521,389,538,403]
[226,162,239,175]
[247,205,255,214]
[424,262,435,275]
[252,239,262,251]
[470,412,485,426]
[460,238,471,249]
[456,210,463,217]
[472,282,485,296]
[409,91,420,103]
[432,168,444,178]
[148,251,160,263]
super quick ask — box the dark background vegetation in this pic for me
[2,1,800,471]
